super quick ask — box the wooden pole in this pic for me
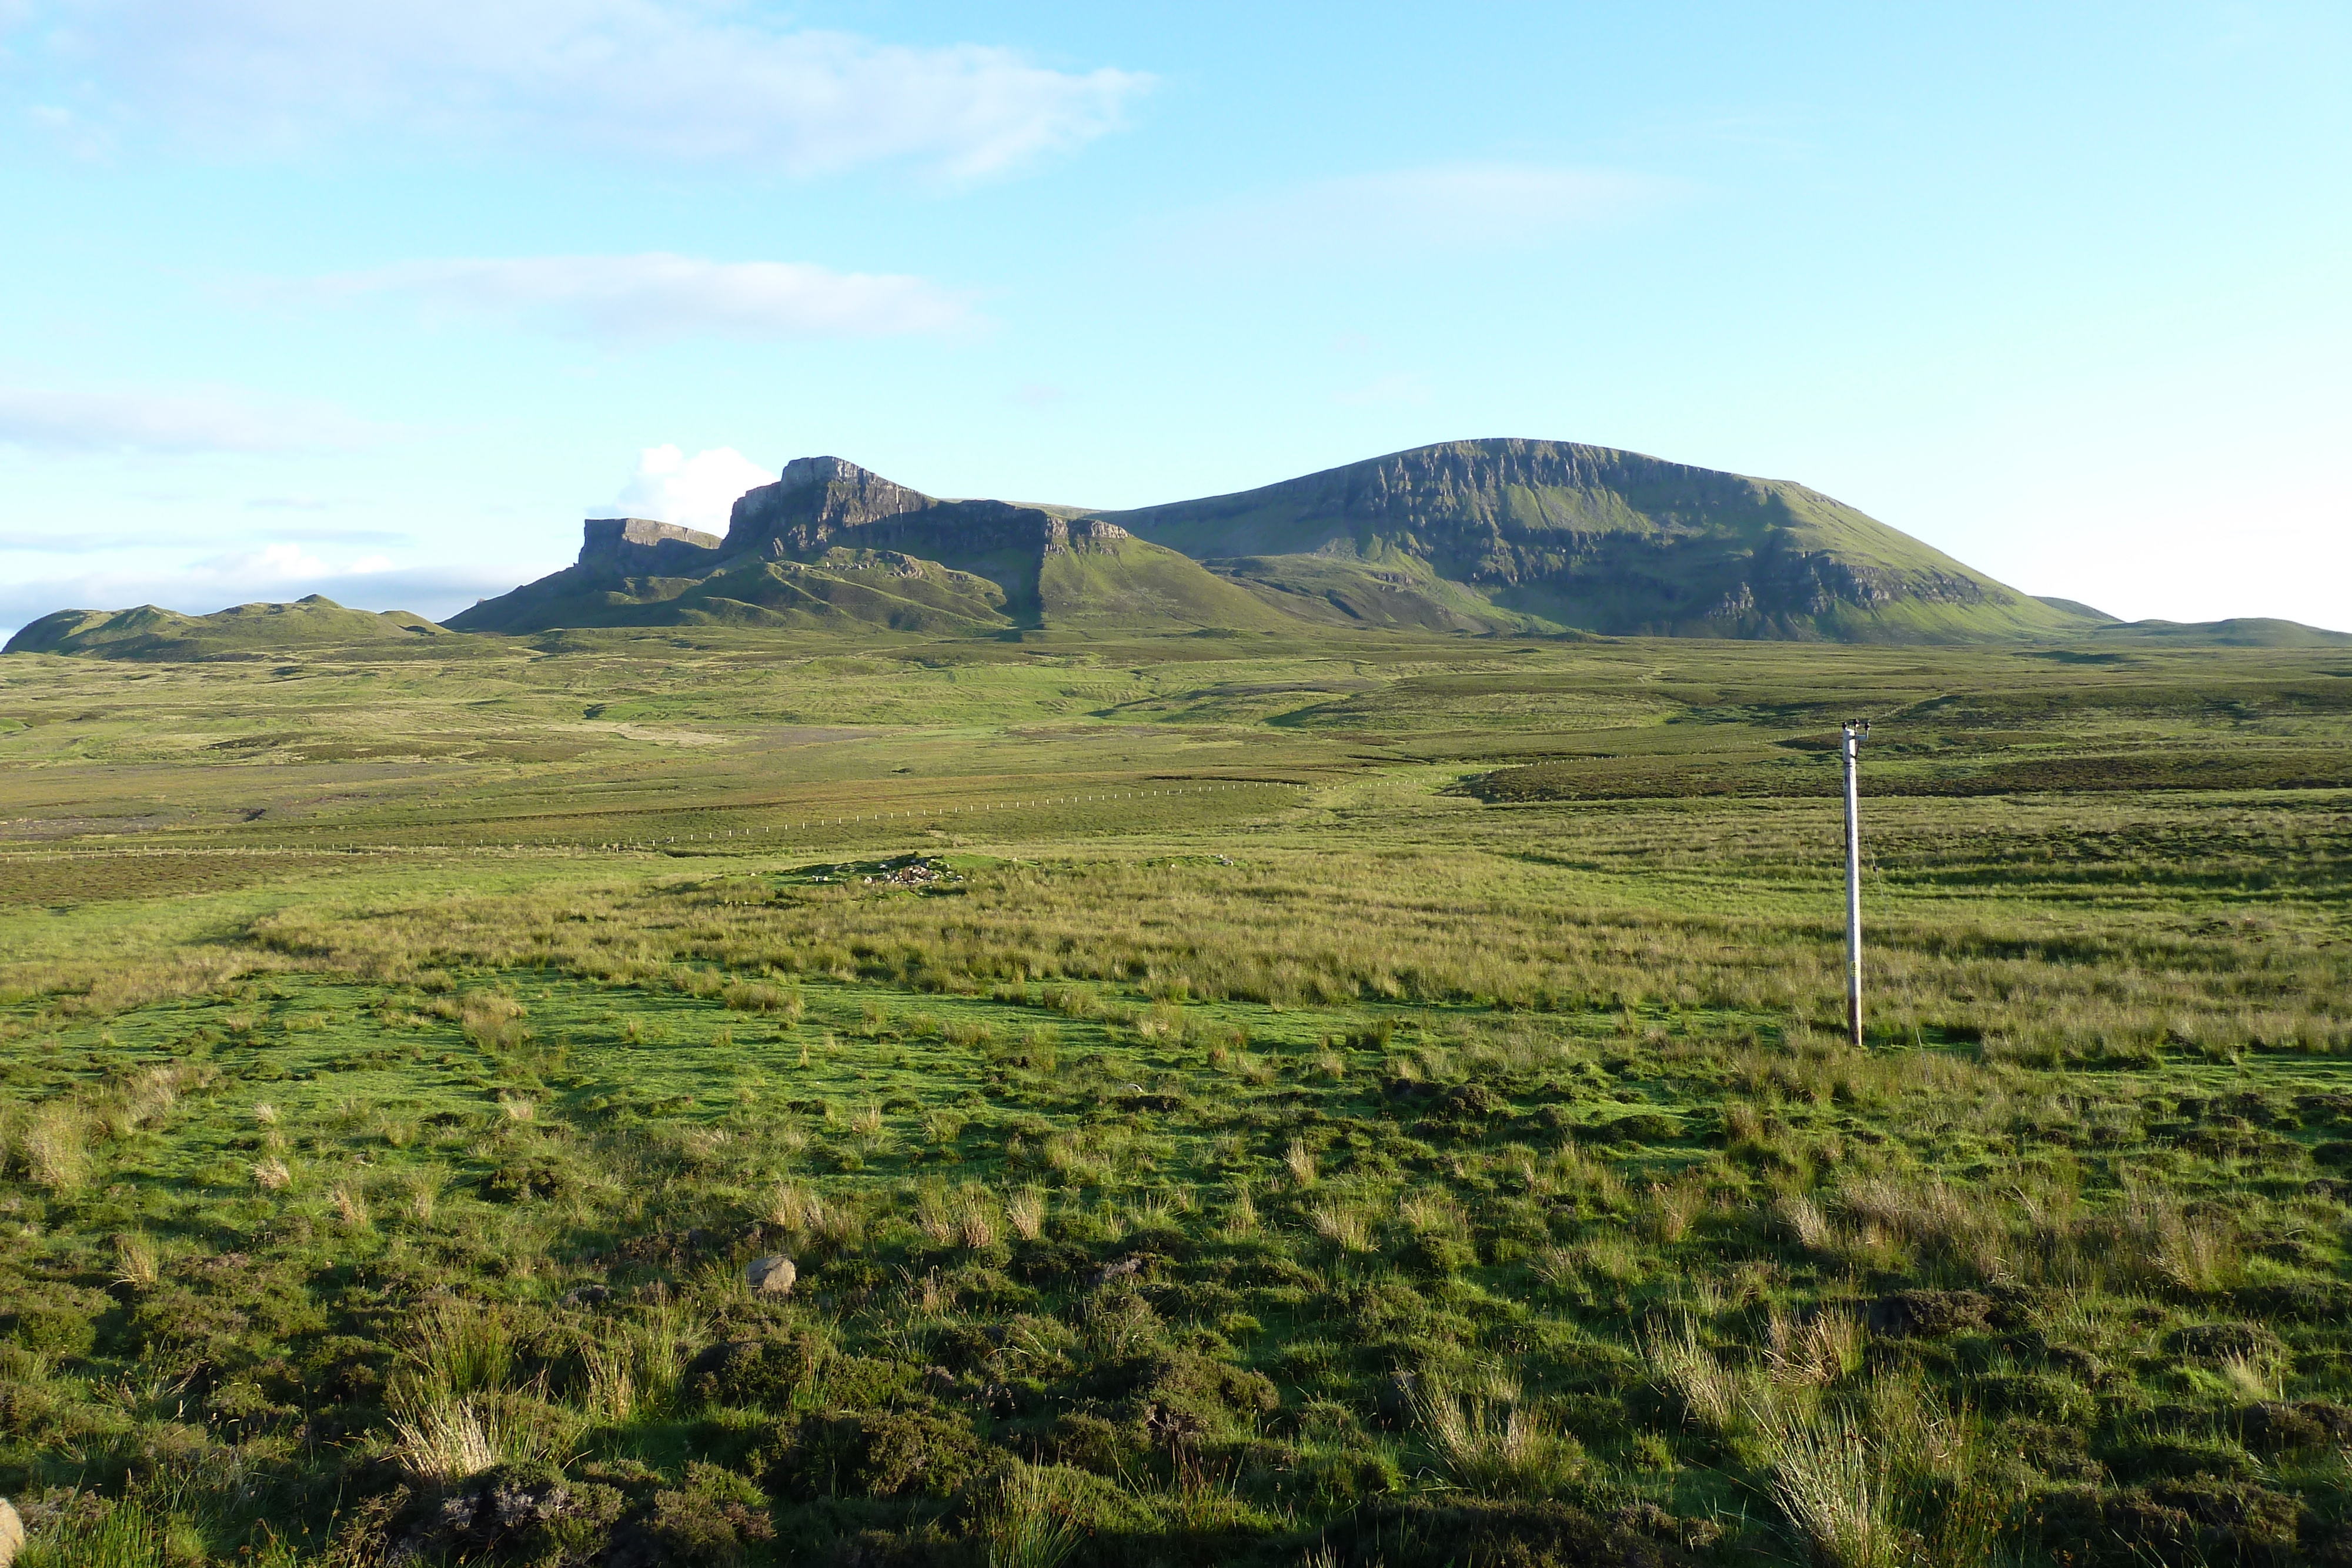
[1842,718,1869,1047]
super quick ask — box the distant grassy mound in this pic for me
[2086,617,2352,648]
[3,595,447,659]
[1098,439,2107,643]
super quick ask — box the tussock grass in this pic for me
[387,1390,570,1482]
[979,1464,1088,1568]
[1416,1385,1582,1497]
[11,1104,90,1192]
[1763,1403,1899,1568]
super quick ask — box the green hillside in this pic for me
[2,595,448,659]
[1037,534,1304,630]
[1097,438,2104,642]
[448,550,1018,637]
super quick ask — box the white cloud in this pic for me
[298,253,977,343]
[0,385,386,453]
[1162,163,1665,263]
[9,1,1148,178]
[607,443,771,531]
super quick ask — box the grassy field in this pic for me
[2,626,2350,1566]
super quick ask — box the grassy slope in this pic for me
[447,553,1018,638]
[1208,549,1565,633]
[4,630,2352,1564]
[1038,537,1306,631]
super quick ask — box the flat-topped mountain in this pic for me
[1094,439,2092,640]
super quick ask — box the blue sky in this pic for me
[2,1,2347,635]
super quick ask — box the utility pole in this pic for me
[1841,718,1870,1047]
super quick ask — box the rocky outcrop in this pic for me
[579,517,723,576]
[724,455,933,551]
[727,458,1127,564]
[1045,517,1128,552]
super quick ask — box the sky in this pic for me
[2,1,2348,637]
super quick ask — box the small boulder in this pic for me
[746,1255,797,1296]
[0,1497,21,1568]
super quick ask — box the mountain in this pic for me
[1094,439,2102,641]
[446,457,1295,636]
[3,596,448,658]
[452,443,2100,642]
[14,443,2342,652]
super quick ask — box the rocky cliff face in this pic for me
[579,517,722,576]
[726,457,1127,564]
[723,456,932,551]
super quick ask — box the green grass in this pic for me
[2,625,2351,1564]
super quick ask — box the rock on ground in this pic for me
[746,1255,797,1295]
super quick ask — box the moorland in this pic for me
[2,617,2350,1567]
